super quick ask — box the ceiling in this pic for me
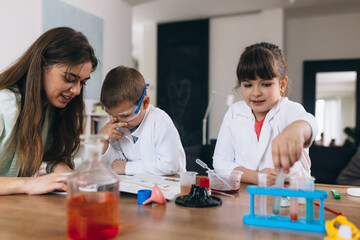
[123,0,360,25]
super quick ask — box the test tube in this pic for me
[258,173,267,218]
[272,169,285,215]
[289,177,299,221]
[305,176,315,222]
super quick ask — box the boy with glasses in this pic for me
[98,66,186,175]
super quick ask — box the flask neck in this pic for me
[83,144,103,162]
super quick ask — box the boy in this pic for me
[98,66,186,175]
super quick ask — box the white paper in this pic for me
[118,174,180,200]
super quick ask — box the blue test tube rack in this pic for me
[243,185,328,233]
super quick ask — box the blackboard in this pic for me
[157,19,209,147]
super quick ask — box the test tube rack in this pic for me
[243,185,328,233]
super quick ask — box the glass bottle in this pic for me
[67,135,120,240]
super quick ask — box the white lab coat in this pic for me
[213,97,318,178]
[101,104,186,175]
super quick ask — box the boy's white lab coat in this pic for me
[101,104,186,175]
[213,97,318,178]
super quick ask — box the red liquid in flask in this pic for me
[67,192,119,240]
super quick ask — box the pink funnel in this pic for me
[143,185,166,205]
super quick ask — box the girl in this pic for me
[0,27,98,195]
[213,42,317,186]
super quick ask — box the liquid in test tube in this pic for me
[272,169,285,215]
[258,173,267,218]
[290,177,299,221]
[305,176,315,222]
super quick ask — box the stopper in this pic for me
[199,178,210,189]
[138,189,152,205]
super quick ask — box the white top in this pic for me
[0,89,52,176]
[101,104,186,175]
[0,89,21,176]
[213,97,318,178]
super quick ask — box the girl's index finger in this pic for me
[272,142,281,172]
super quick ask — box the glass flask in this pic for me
[67,135,120,240]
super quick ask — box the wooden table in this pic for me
[0,183,359,240]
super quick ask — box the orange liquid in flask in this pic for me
[67,192,119,240]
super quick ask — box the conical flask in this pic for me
[67,135,120,240]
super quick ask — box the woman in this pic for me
[0,27,98,195]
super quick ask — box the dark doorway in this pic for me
[157,19,209,147]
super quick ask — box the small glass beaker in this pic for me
[179,171,198,195]
[207,169,243,194]
[67,135,120,240]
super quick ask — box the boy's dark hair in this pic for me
[101,66,146,108]
[235,42,287,88]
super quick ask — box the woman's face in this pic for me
[42,62,92,108]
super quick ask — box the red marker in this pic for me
[313,202,343,216]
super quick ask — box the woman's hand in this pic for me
[24,172,72,195]
[272,120,312,174]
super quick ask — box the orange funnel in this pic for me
[143,185,166,205]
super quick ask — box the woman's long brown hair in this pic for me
[0,27,98,176]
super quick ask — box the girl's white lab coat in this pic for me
[101,104,186,175]
[213,97,318,178]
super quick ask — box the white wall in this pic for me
[0,0,42,72]
[61,0,132,83]
[134,22,157,105]
[208,8,284,140]
[285,7,360,104]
